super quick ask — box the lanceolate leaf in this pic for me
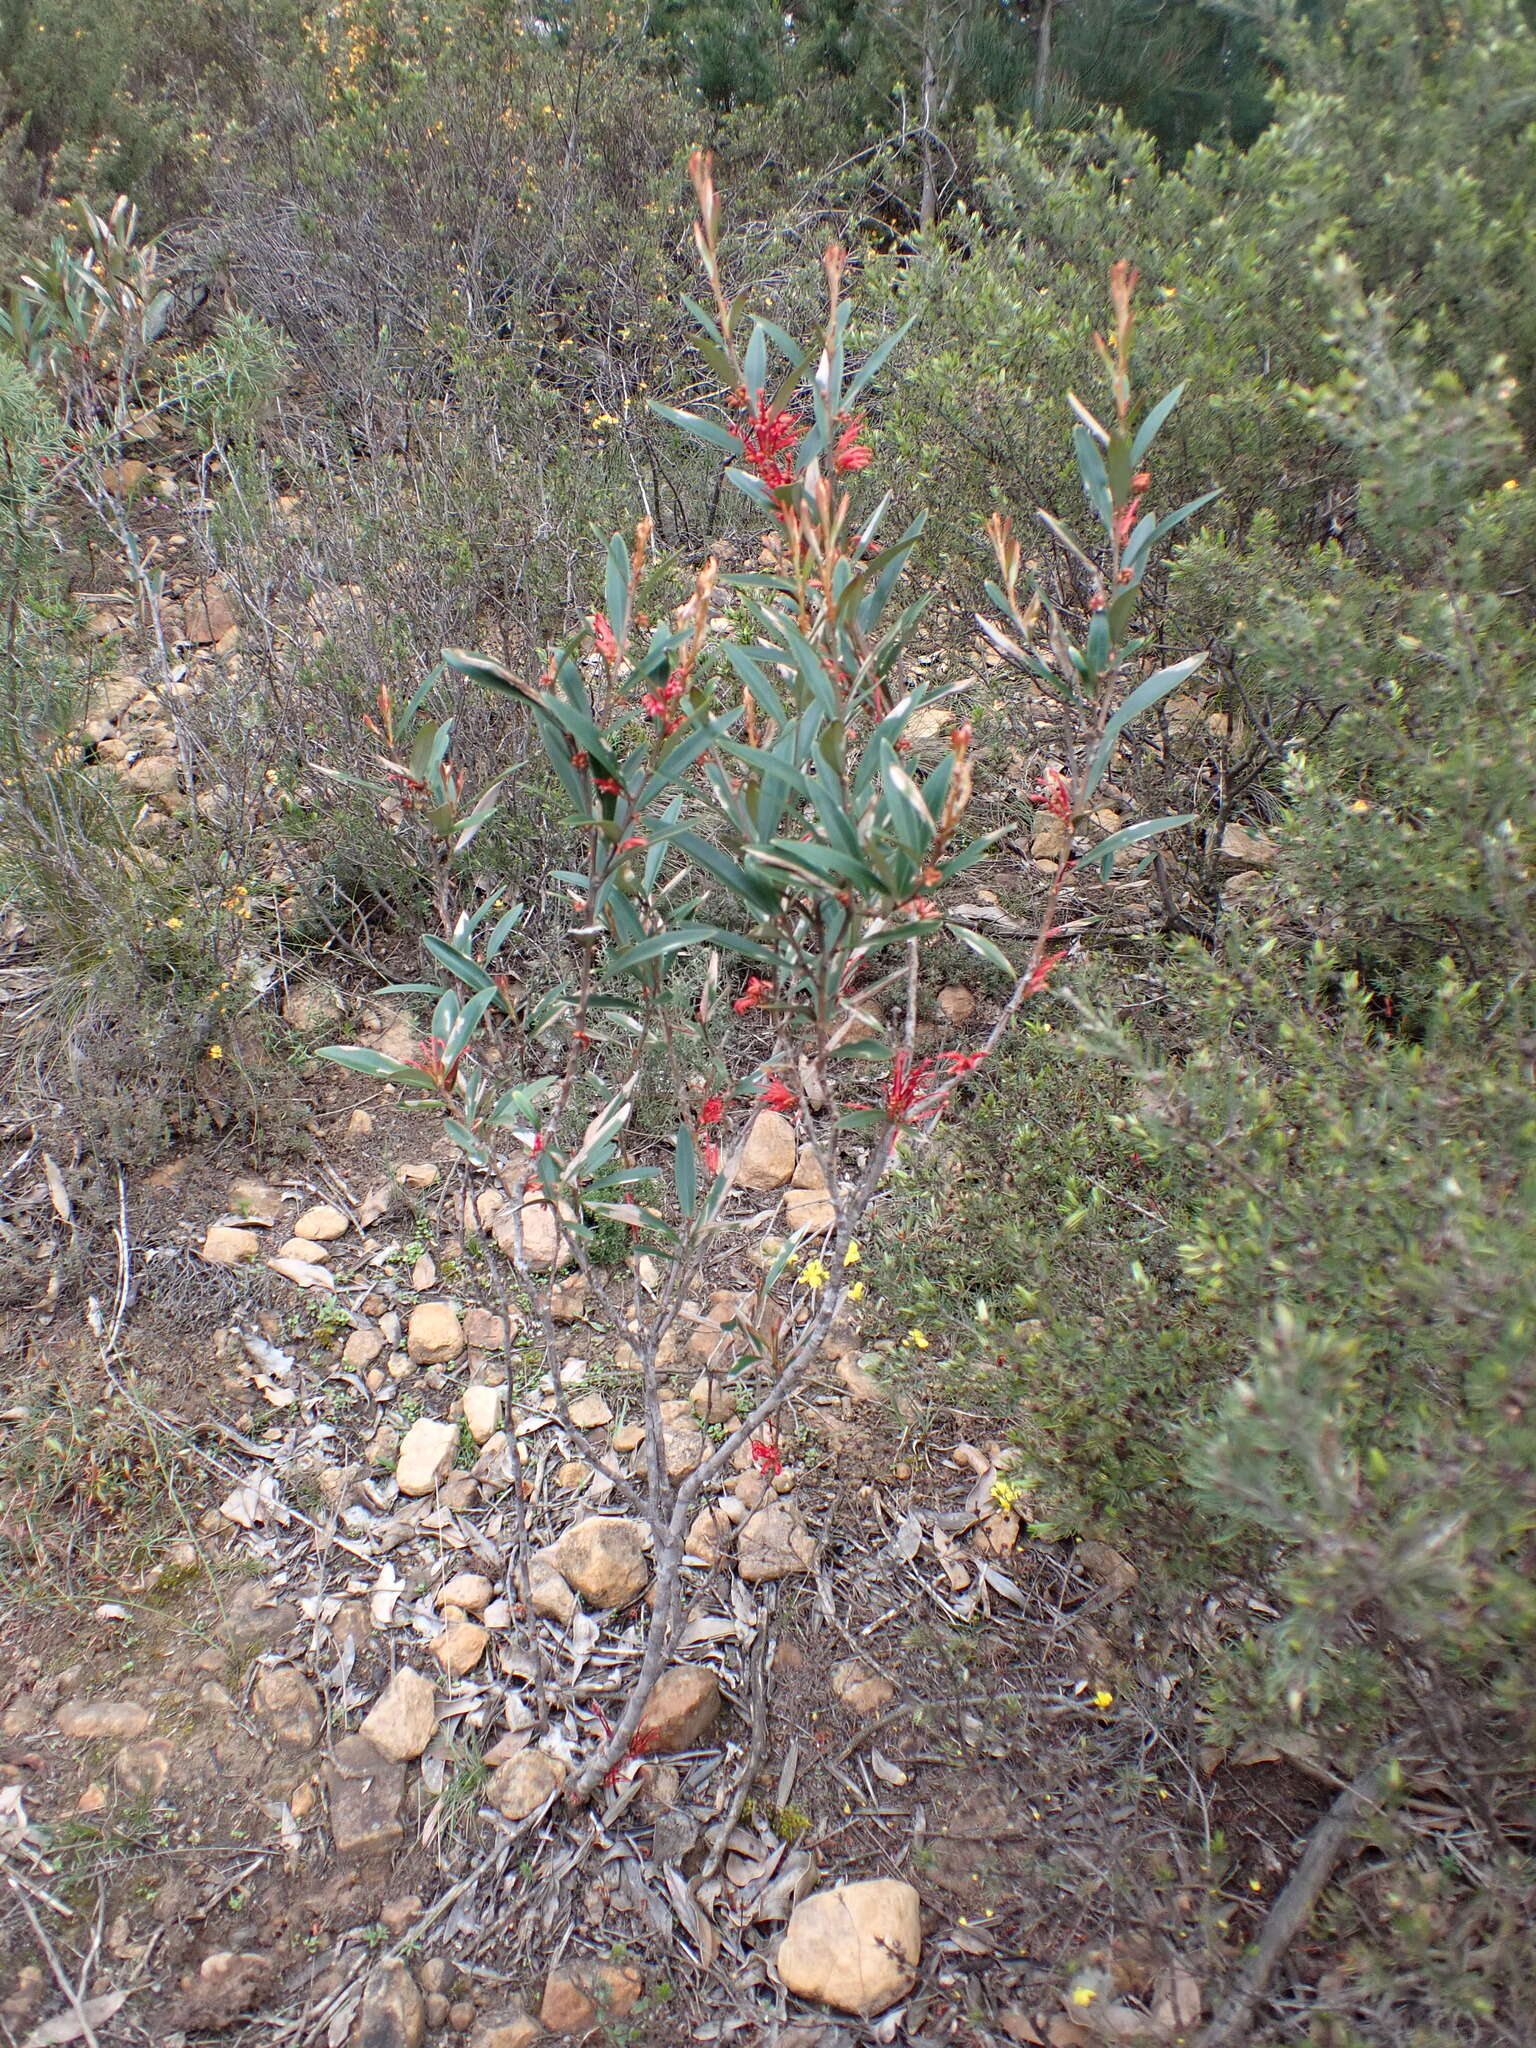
[1088,812,1197,879]
[1086,654,1208,794]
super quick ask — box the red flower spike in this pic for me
[734,395,803,489]
[698,1094,724,1126]
[833,414,873,473]
[733,975,772,1015]
[592,612,619,664]
[750,1440,783,1478]
[757,1077,797,1114]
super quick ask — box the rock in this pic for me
[431,1622,489,1678]
[546,1517,649,1608]
[731,1471,772,1510]
[611,1422,644,1454]
[201,1224,262,1267]
[283,981,344,1033]
[344,1328,386,1370]
[837,1356,887,1403]
[411,1253,436,1291]
[325,1737,405,1859]
[1075,1540,1139,1597]
[527,1556,577,1625]
[783,1145,837,1235]
[278,1236,332,1263]
[123,752,181,796]
[440,1572,494,1616]
[662,1416,707,1480]
[114,1738,173,1796]
[688,1288,745,1363]
[776,1879,921,2015]
[365,1422,400,1468]
[494,1195,575,1271]
[423,1994,451,2032]
[54,1698,152,1741]
[684,1502,742,1565]
[185,581,237,646]
[831,1659,895,1716]
[690,1373,737,1424]
[555,1460,590,1491]
[395,1418,458,1496]
[220,1580,300,1646]
[396,1161,440,1189]
[354,1958,425,2048]
[295,1202,349,1241]
[347,1108,374,1138]
[738,1501,818,1583]
[379,1896,422,1937]
[462,1384,503,1444]
[468,2008,541,2048]
[566,1390,612,1430]
[550,1275,588,1323]
[937,984,976,1025]
[635,1666,721,1753]
[1220,822,1276,866]
[487,1747,567,1820]
[462,1307,511,1351]
[359,1669,437,1761]
[253,1666,324,1747]
[227,1177,284,1226]
[539,1962,643,2036]
[736,1110,797,1191]
[408,1303,464,1365]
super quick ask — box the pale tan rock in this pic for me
[410,1252,436,1291]
[611,1423,644,1454]
[1220,822,1276,866]
[690,1373,737,1424]
[527,1555,577,1624]
[461,1384,503,1444]
[493,1195,576,1271]
[555,1460,590,1491]
[407,1302,464,1364]
[784,1144,837,1235]
[736,1110,797,1191]
[468,2008,541,2048]
[831,1658,895,1716]
[550,1275,588,1322]
[114,1738,173,1796]
[688,1287,745,1363]
[346,1108,374,1139]
[635,1666,721,1753]
[55,1698,151,1741]
[277,1236,332,1263]
[431,1622,489,1678]
[359,1669,437,1762]
[738,1500,818,1583]
[837,1356,887,1403]
[776,1879,921,2014]
[395,1417,457,1496]
[295,1202,348,1241]
[396,1161,439,1189]
[343,1328,386,1370]
[253,1665,323,1747]
[566,1391,612,1430]
[227,1178,283,1226]
[546,1516,649,1608]
[440,1572,494,1616]
[539,1963,642,2036]
[937,984,976,1025]
[201,1224,262,1267]
[462,1307,511,1351]
[184,581,237,645]
[684,1502,742,1565]
[487,1747,566,1820]
[122,752,181,796]
[663,1416,707,1481]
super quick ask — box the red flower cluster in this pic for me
[698,1094,724,1126]
[735,395,803,489]
[733,975,772,1014]
[641,668,687,736]
[757,1077,797,1113]
[750,1439,783,1478]
[833,413,872,473]
[592,611,619,664]
[1112,470,1151,550]
[866,1047,992,1128]
[412,1035,461,1088]
[1031,767,1072,819]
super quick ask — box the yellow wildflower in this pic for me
[846,1280,865,1302]
[798,1257,830,1290]
[843,1241,860,1266]
[1070,1985,1098,2008]
[207,1044,223,1060]
[1094,1688,1114,1709]
[906,1328,929,1349]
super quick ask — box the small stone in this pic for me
[365,1422,400,1468]
[462,1307,511,1351]
[831,1658,895,1716]
[487,1747,567,1820]
[379,1896,421,1937]
[635,1666,721,1753]
[776,1879,921,2015]
[359,1668,437,1761]
[662,1416,707,1480]
[494,1195,575,1271]
[432,1622,489,1678]
[837,1356,887,1403]
[611,1422,644,1454]
[738,1501,818,1583]
[468,2008,541,2048]
[228,1177,284,1226]
[937,984,976,1025]
[539,1962,643,2036]
[201,1224,262,1267]
[353,1958,425,2048]
[448,2004,474,2035]
[344,1328,386,1369]
[411,1253,437,1291]
[395,1417,458,1496]
[416,1959,455,1997]
[731,1471,772,1509]
[566,1390,612,1430]
[1220,822,1276,866]
[482,1599,511,1629]
[325,1737,405,1860]
[684,1502,742,1565]
[527,1556,577,1625]
[277,1236,332,1263]
[123,751,181,796]
[784,1145,837,1235]
[396,1162,440,1189]
[555,1460,590,1491]
[1075,1540,1139,1596]
[423,1994,451,2031]
[547,1516,649,1609]
[735,1110,797,1191]
[219,1580,300,1646]
[295,1203,349,1242]
[114,1738,173,1796]
[55,1698,152,1741]
[462,1384,503,1444]
[690,1374,737,1424]
[549,1275,588,1323]
[347,1108,375,1139]
[440,1572,494,1616]
[408,1303,464,1365]
[253,1665,324,1747]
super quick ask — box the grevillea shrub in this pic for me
[324,151,1210,1794]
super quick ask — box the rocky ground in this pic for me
[0,1066,1330,2048]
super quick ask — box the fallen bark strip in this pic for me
[1196,1750,1393,2048]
